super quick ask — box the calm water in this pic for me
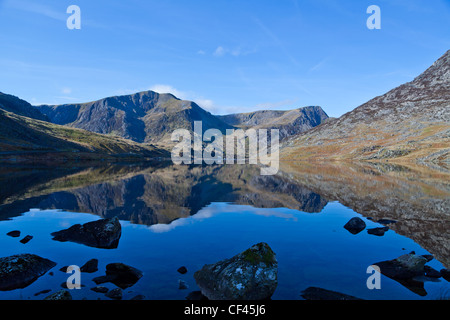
[0,162,449,300]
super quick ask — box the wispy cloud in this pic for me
[252,17,300,67]
[309,57,330,72]
[212,45,257,58]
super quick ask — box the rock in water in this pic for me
[80,259,99,273]
[51,217,121,249]
[373,253,428,280]
[104,263,143,289]
[343,217,366,234]
[194,242,278,300]
[367,226,389,236]
[0,254,56,291]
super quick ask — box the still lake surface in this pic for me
[0,161,449,300]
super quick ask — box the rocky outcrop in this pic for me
[51,217,121,249]
[0,254,56,291]
[194,242,278,300]
[218,106,329,141]
[282,50,450,163]
[374,253,428,280]
[373,252,440,296]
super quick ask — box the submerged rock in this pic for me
[93,262,143,289]
[300,287,363,300]
[343,217,366,234]
[194,242,278,300]
[367,226,389,236]
[0,253,56,291]
[6,230,21,238]
[424,266,441,278]
[177,266,188,274]
[440,269,450,282]
[80,259,98,273]
[19,235,33,244]
[105,287,122,300]
[91,286,109,293]
[51,217,121,249]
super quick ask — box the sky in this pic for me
[0,0,449,117]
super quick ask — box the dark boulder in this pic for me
[373,253,428,280]
[177,266,188,274]
[93,262,143,289]
[424,266,441,278]
[19,235,33,244]
[105,287,122,300]
[51,217,121,249]
[80,259,98,273]
[373,253,429,296]
[0,253,56,291]
[6,230,20,237]
[194,242,278,300]
[343,217,366,234]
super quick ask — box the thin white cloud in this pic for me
[212,46,257,58]
[61,87,72,95]
[213,46,226,57]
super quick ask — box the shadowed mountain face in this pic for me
[0,161,448,268]
[282,50,450,163]
[36,91,234,144]
[0,92,48,122]
[218,106,329,140]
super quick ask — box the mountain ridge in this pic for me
[281,49,450,164]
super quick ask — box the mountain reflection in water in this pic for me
[1,161,448,268]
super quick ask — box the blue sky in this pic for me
[0,0,449,117]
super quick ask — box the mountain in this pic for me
[36,90,234,145]
[0,92,49,121]
[282,50,450,164]
[218,106,329,140]
[0,107,168,161]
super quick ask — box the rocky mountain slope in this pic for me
[282,50,450,164]
[36,90,234,145]
[218,106,329,140]
[0,94,168,160]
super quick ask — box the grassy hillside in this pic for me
[0,109,169,160]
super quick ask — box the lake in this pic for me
[0,161,449,300]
